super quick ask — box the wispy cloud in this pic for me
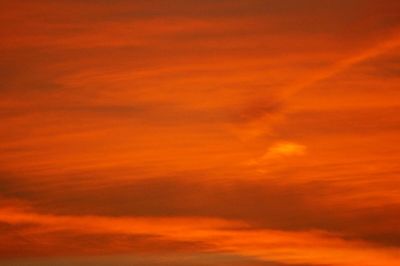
[1,208,400,266]
[1,1,400,265]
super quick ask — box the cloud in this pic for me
[264,142,306,158]
[246,142,306,167]
[0,208,400,266]
[1,1,400,266]
[1,253,290,266]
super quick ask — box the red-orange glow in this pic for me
[1,1,400,266]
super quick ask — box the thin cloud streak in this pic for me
[281,30,400,99]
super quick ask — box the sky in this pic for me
[1,1,400,265]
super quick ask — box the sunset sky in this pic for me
[1,1,400,265]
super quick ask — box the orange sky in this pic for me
[1,1,400,266]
